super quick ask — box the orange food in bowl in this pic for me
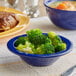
[56,3,68,10]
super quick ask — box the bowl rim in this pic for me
[44,0,76,12]
[7,33,72,58]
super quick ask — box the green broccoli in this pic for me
[34,43,55,54]
[48,32,62,45]
[26,29,52,46]
[45,37,52,44]
[26,29,42,38]
[14,37,27,47]
[52,36,63,45]
[48,31,57,39]
[55,43,66,53]
[15,29,67,54]
[16,41,34,54]
[48,31,67,52]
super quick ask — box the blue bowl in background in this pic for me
[7,33,72,66]
[44,0,76,30]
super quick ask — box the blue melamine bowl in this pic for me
[44,0,76,30]
[7,33,72,66]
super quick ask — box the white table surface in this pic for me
[0,16,76,76]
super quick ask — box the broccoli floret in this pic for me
[26,29,42,38]
[48,31,67,52]
[16,44,26,51]
[45,37,52,44]
[48,31,57,39]
[48,32,62,45]
[26,29,52,46]
[16,41,34,54]
[14,37,27,47]
[52,36,63,45]
[55,43,67,53]
[34,43,55,54]
[15,29,67,54]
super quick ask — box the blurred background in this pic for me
[0,0,46,18]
